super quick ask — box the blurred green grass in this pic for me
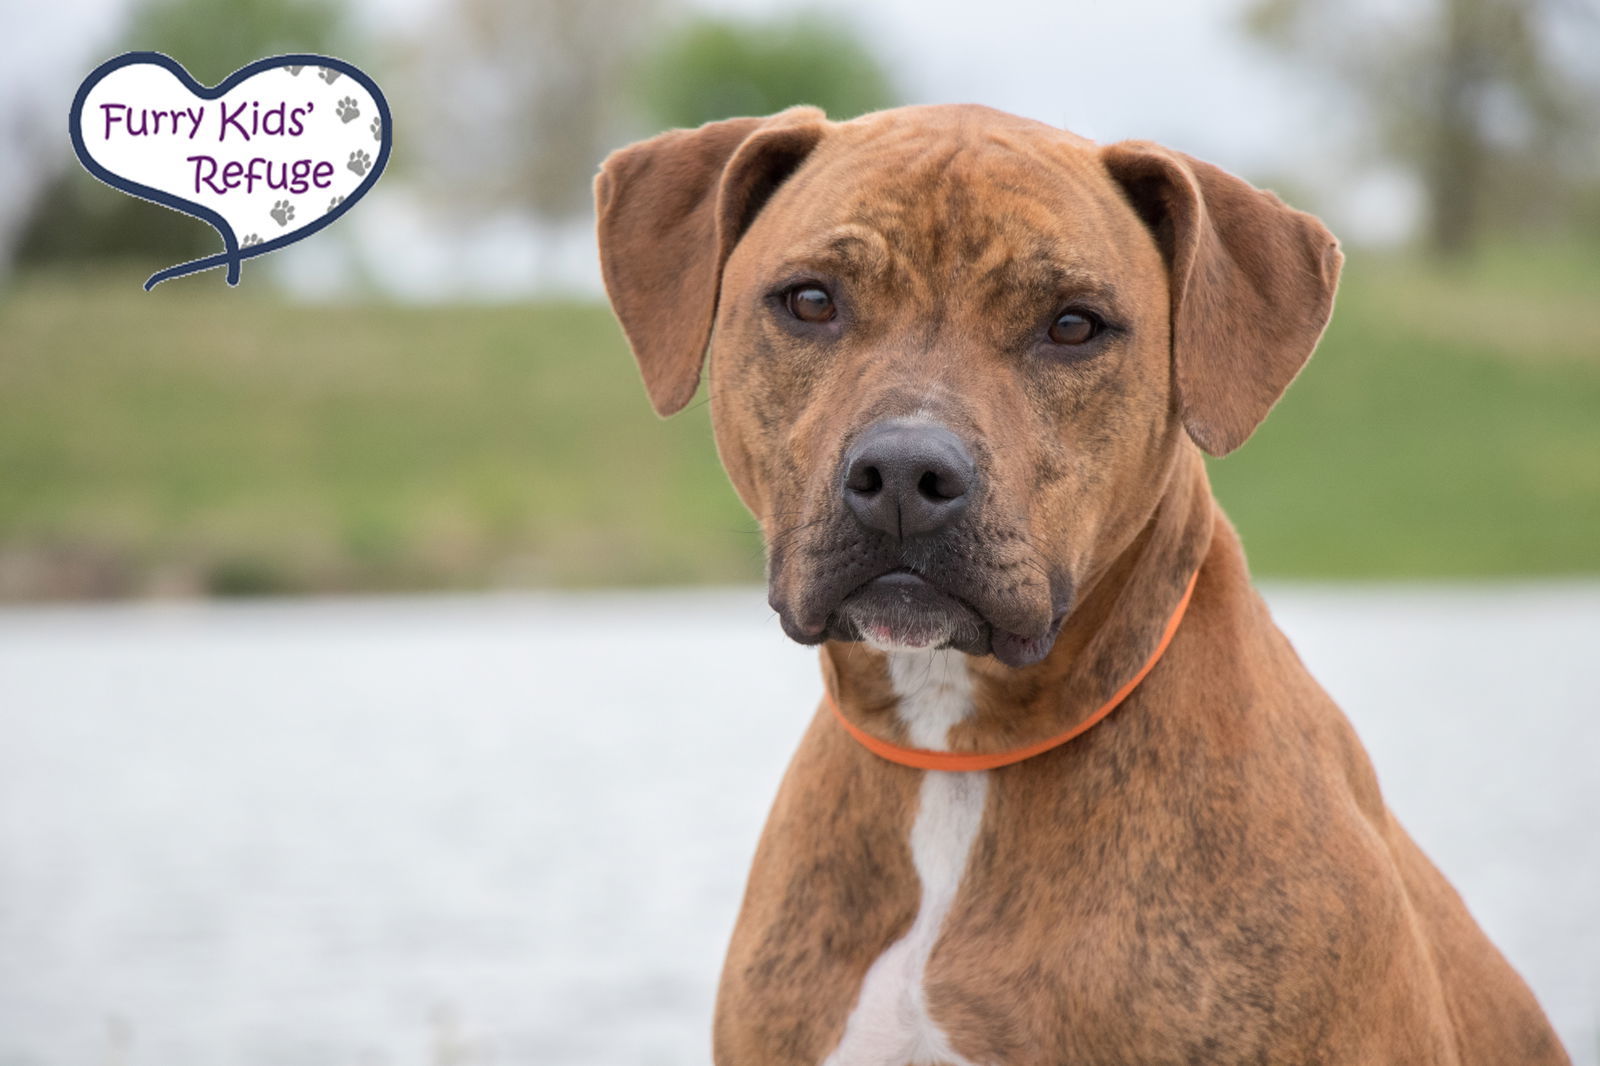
[0,270,760,596]
[1211,243,1600,578]
[1,246,1597,598]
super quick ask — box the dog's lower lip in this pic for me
[868,570,929,590]
[787,563,1065,660]
[854,570,952,605]
[830,570,984,651]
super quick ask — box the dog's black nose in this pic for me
[842,421,976,539]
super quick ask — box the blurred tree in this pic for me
[637,13,898,130]
[403,0,658,227]
[112,0,347,85]
[1245,0,1600,259]
[14,0,347,269]
[400,4,896,256]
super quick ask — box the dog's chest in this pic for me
[823,649,990,1066]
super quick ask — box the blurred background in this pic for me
[1,0,1597,1063]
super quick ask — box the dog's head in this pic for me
[596,105,1340,667]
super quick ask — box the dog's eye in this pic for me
[785,285,836,324]
[1048,309,1103,346]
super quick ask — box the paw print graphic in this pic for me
[326,195,345,214]
[347,150,371,176]
[241,233,262,247]
[285,65,304,76]
[318,67,341,84]
[369,116,381,142]
[336,97,359,123]
[270,200,295,227]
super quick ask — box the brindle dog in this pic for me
[594,105,1568,1066]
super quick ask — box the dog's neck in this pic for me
[820,449,1217,759]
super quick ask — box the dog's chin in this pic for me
[833,571,984,652]
[813,571,1065,668]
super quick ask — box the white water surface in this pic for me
[1,584,1595,1065]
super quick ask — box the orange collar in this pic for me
[825,568,1200,772]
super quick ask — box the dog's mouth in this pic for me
[837,570,981,650]
[820,569,1067,668]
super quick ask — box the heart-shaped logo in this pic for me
[70,52,391,290]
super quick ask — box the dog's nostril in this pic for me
[918,469,963,502]
[847,464,884,495]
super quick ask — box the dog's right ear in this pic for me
[594,107,828,416]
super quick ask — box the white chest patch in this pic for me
[823,649,989,1066]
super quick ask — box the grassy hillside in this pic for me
[2,247,1597,598]
[1209,245,1600,577]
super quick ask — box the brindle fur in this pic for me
[594,104,1569,1065]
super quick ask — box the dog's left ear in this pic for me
[595,107,829,416]
[1101,141,1342,456]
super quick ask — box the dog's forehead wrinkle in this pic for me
[778,223,893,278]
[778,147,1132,321]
